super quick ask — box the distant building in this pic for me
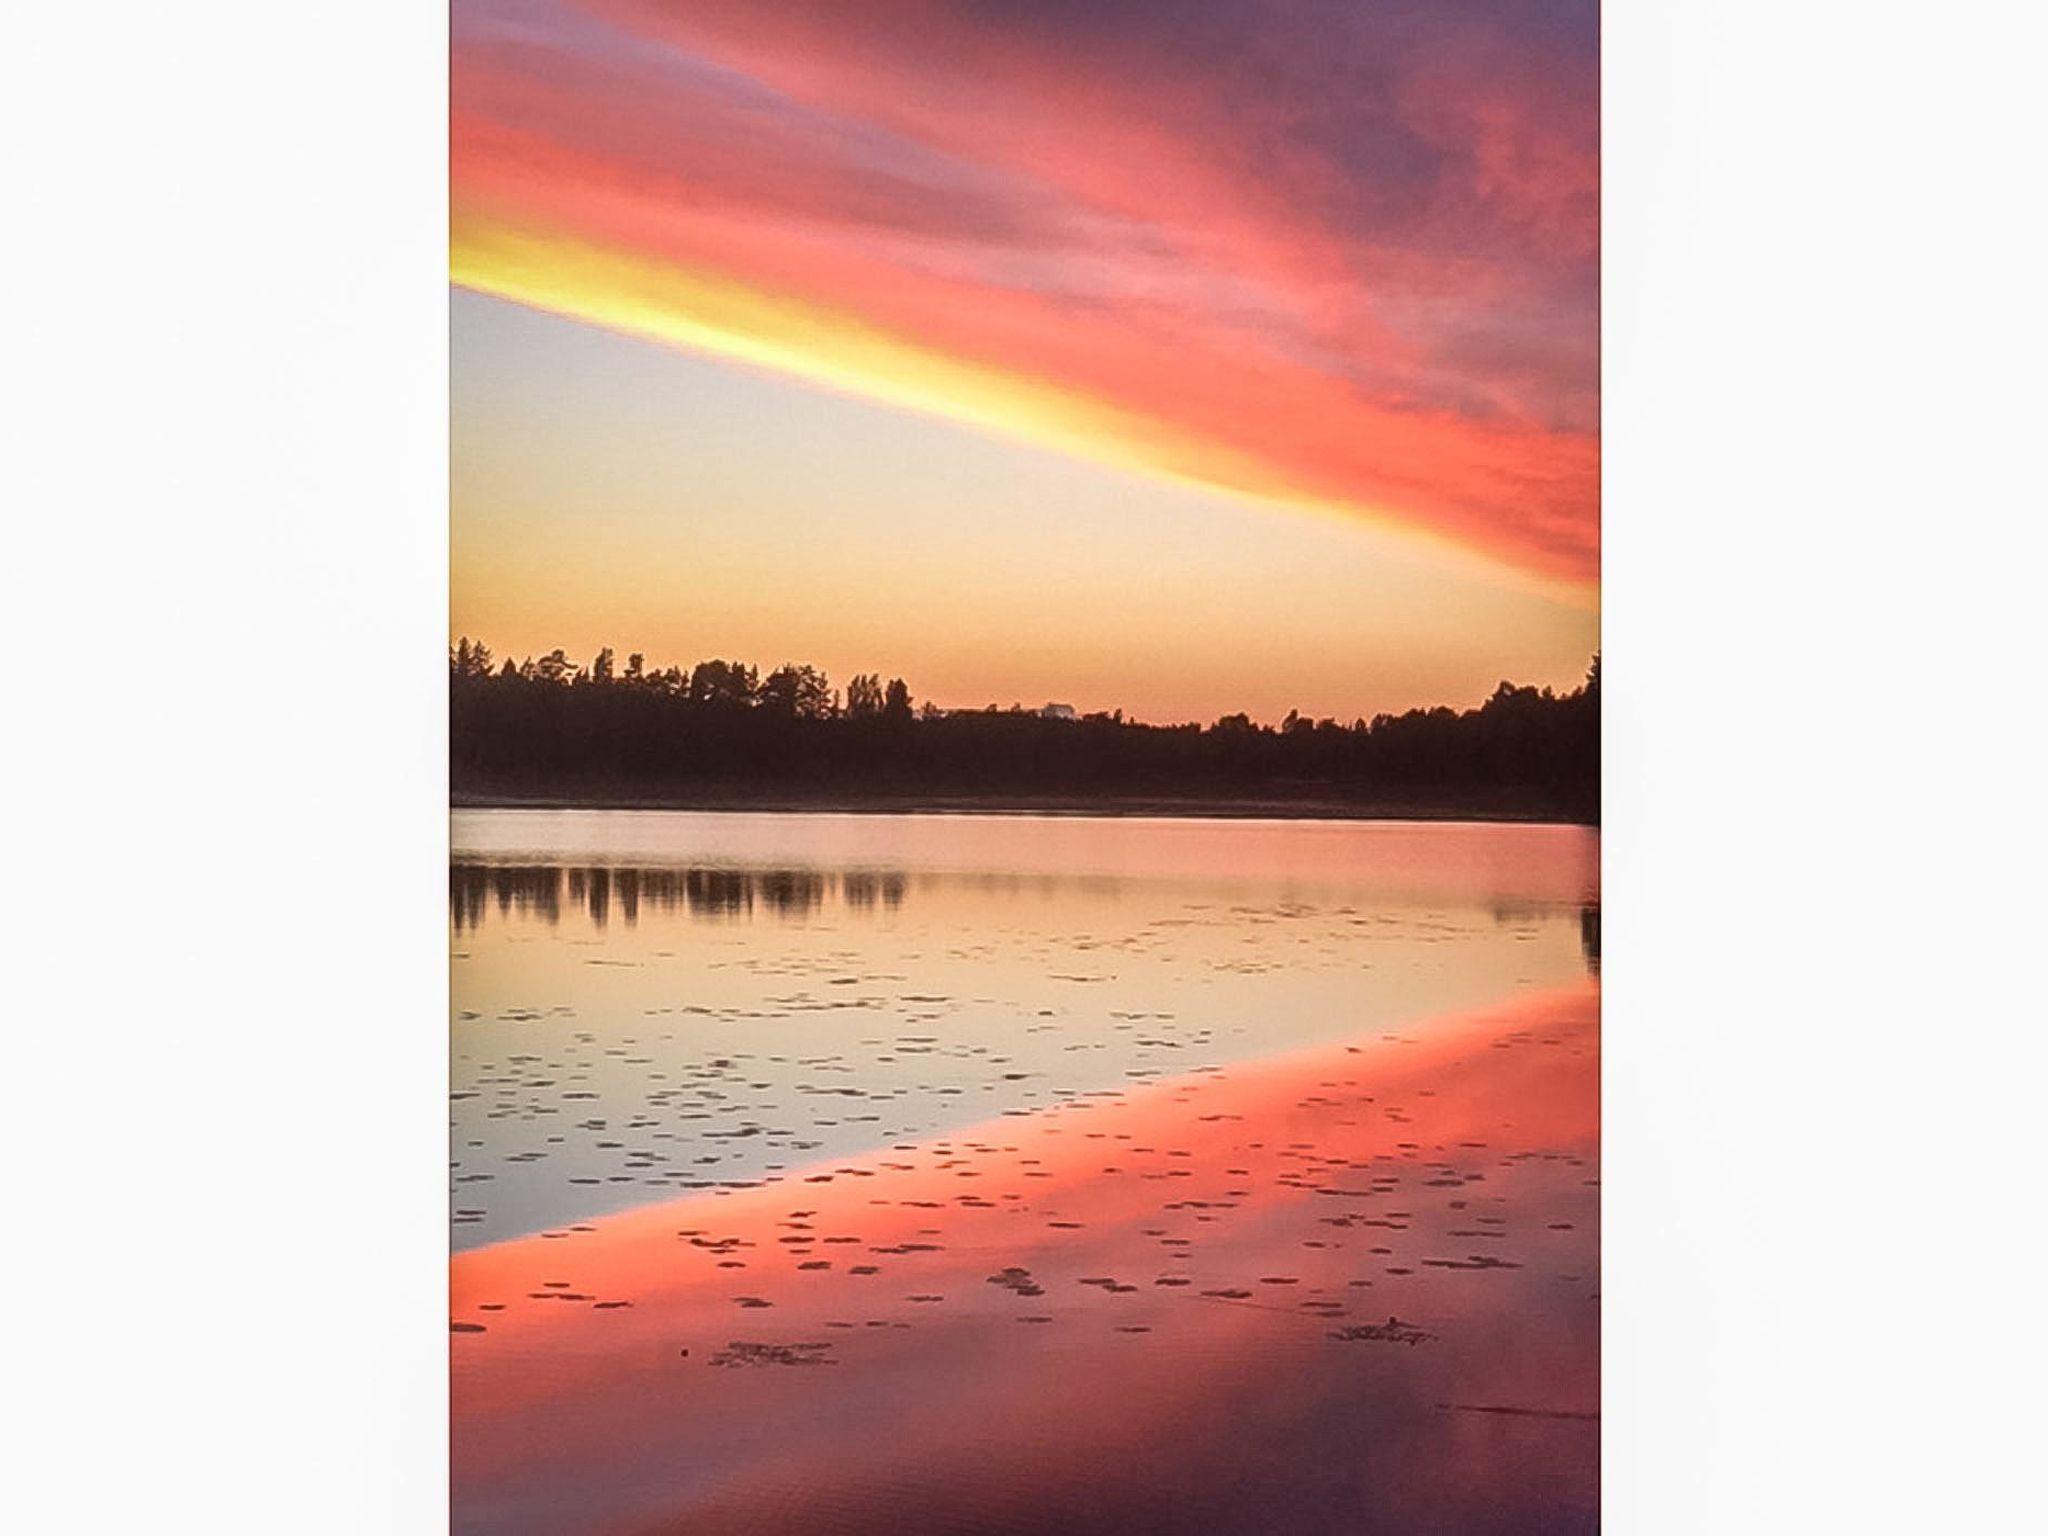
[1040,702,1078,721]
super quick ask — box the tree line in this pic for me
[450,639,1599,820]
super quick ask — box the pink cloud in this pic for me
[454,0,1600,583]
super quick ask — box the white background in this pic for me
[5,2,2043,1529]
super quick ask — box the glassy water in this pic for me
[451,811,1599,1534]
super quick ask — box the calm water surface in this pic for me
[451,811,1599,1534]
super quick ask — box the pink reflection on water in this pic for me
[453,983,1598,1534]
[452,810,1599,906]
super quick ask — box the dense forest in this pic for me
[450,640,1600,822]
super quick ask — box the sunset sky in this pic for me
[451,0,1599,724]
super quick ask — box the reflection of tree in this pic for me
[449,863,904,931]
[757,868,827,915]
[841,871,907,911]
[567,866,611,929]
[449,863,562,931]
[682,867,753,918]
[1484,900,1602,980]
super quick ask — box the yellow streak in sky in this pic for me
[456,218,1257,482]
[451,215,1594,610]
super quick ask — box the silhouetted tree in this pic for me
[448,642,1599,821]
[883,678,913,722]
[451,637,494,678]
[760,664,834,720]
[846,672,885,720]
[689,659,758,707]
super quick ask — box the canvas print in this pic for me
[450,3,1599,1532]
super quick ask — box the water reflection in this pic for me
[454,863,1602,959]
[451,862,908,931]
[451,820,1599,1247]
[450,812,1600,1532]
[453,809,1599,906]
[453,984,1600,1536]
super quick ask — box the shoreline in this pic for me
[451,784,1596,826]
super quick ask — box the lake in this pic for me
[451,810,1600,1534]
